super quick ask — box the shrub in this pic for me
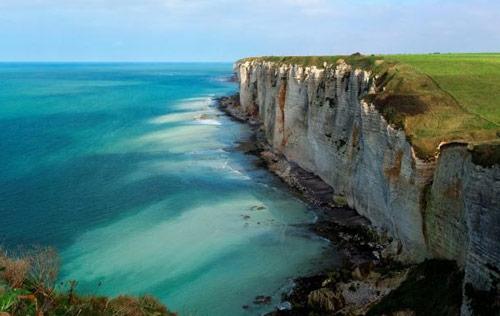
[26,246,60,293]
[0,248,175,315]
[0,251,30,288]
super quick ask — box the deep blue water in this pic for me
[0,63,334,315]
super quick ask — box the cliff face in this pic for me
[236,60,500,314]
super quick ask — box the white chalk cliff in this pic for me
[235,60,500,315]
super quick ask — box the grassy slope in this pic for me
[239,54,500,161]
[393,53,500,125]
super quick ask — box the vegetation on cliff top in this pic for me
[0,247,175,316]
[238,54,500,161]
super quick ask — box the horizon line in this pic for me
[0,60,237,64]
[1,52,499,64]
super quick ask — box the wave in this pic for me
[193,119,221,126]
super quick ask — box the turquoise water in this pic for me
[0,63,334,315]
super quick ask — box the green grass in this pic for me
[392,53,500,125]
[239,54,500,160]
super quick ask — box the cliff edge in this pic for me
[233,55,500,315]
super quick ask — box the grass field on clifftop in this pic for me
[240,54,500,160]
[379,53,500,159]
[393,53,500,126]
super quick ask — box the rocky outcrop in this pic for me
[307,288,345,313]
[234,59,500,315]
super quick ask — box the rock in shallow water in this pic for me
[277,301,292,311]
[253,295,272,305]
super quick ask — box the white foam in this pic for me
[194,119,222,126]
[149,96,219,126]
[149,112,195,124]
[131,125,221,153]
[173,97,213,111]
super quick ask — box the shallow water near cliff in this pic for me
[0,63,335,315]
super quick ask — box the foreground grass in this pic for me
[239,54,500,161]
[0,247,175,316]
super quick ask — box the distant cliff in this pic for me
[234,58,500,315]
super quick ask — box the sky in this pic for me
[0,0,499,62]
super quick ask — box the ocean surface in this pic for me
[0,63,335,315]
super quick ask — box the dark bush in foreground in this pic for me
[367,259,463,316]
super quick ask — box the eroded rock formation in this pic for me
[235,59,500,315]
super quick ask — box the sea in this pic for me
[0,63,335,315]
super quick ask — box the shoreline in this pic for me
[216,95,392,260]
[216,95,412,315]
